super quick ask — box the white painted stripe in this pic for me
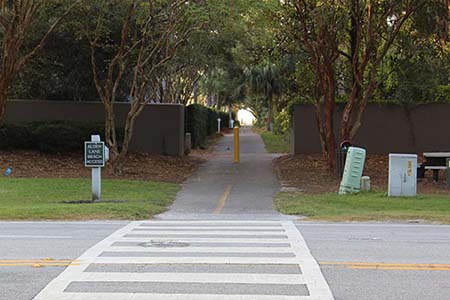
[136,226,285,230]
[94,257,303,264]
[120,238,292,243]
[105,247,294,253]
[282,222,334,300]
[140,221,284,224]
[37,293,321,300]
[0,235,72,239]
[76,272,305,285]
[128,231,287,236]
[127,230,286,238]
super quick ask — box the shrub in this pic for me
[33,122,85,153]
[185,104,208,148]
[0,121,122,153]
[273,108,291,135]
[207,109,219,135]
[185,105,235,149]
[0,124,33,150]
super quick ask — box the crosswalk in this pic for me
[34,221,334,300]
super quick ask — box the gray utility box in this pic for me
[388,154,417,197]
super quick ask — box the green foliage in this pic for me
[0,121,123,153]
[185,104,208,148]
[185,104,233,148]
[434,85,450,103]
[273,108,291,135]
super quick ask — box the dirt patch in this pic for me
[0,151,205,184]
[275,154,450,195]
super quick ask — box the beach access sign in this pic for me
[84,141,105,167]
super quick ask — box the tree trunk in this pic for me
[193,82,198,104]
[267,95,273,131]
[313,98,336,170]
[0,80,7,122]
[339,84,359,141]
[323,84,336,170]
[112,104,143,175]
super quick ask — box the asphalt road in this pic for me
[0,222,124,300]
[2,221,449,300]
[298,222,450,300]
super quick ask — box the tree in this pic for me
[285,0,424,168]
[87,0,197,174]
[286,1,343,167]
[0,0,80,121]
[339,0,423,142]
[246,61,284,131]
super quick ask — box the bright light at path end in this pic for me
[237,109,256,126]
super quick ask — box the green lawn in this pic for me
[258,130,291,153]
[0,178,180,220]
[275,192,450,223]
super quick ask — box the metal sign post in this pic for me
[85,135,105,202]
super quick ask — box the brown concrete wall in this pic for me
[5,100,185,156]
[292,103,450,154]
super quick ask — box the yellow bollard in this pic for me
[234,127,240,163]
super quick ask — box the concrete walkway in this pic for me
[158,127,287,220]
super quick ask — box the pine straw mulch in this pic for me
[0,150,205,184]
[275,154,450,195]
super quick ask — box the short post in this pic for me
[91,135,101,202]
[447,158,450,189]
[85,135,105,203]
[234,126,240,164]
[185,132,192,155]
[217,118,222,134]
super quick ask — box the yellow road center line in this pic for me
[0,263,80,267]
[349,266,450,271]
[0,259,78,263]
[321,262,450,271]
[213,185,232,214]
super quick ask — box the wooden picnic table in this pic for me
[419,152,450,182]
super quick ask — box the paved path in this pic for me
[159,127,284,220]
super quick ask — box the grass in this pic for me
[254,128,291,153]
[0,178,180,220]
[275,192,450,224]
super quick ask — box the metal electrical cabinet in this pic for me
[388,154,417,197]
